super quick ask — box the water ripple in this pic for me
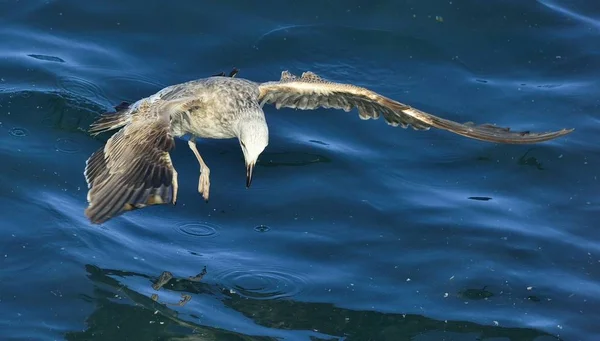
[253,24,325,47]
[216,267,308,300]
[100,73,166,99]
[55,75,108,104]
[254,225,271,233]
[537,0,600,29]
[54,138,81,154]
[173,221,220,238]
[9,127,28,137]
[101,73,166,89]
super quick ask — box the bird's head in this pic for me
[238,118,269,188]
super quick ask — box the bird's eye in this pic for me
[241,142,246,148]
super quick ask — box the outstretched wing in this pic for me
[84,100,178,224]
[258,71,574,144]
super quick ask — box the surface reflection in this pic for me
[67,265,276,341]
[518,149,545,170]
[68,265,562,341]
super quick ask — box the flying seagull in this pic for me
[83,69,573,224]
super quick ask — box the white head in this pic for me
[237,118,269,188]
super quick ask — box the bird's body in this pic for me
[84,69,573,224]
[123,76,262,140]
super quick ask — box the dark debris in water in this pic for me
[309,139,329,146]
[458,286,494,300]
[27,54,65,63]
[259,151,331,167]
[468,196,492,201]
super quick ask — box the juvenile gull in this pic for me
[83,70,574,224]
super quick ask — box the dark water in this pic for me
[1,0,598,340]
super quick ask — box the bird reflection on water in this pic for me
[150,267,206,307]
[65,264,563,341]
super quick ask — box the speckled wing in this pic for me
[84,100,178,224]
[258,71,574,144]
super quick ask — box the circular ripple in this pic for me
[103,74,165,89]
[254,225,270,233]
[55,138,81,153]
[56,75,108,103]
[215,267,308,300]
[101,74,165,99]
[174,221,220,238]
[9,127,28,137]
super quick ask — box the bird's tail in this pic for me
[88,101,133,136]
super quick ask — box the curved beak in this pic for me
[246,162,255,188]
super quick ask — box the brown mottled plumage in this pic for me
[258,71,573,143]
[84,69,573,224]
[85,100,178,223]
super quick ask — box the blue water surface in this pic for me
[1,0,599,340]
